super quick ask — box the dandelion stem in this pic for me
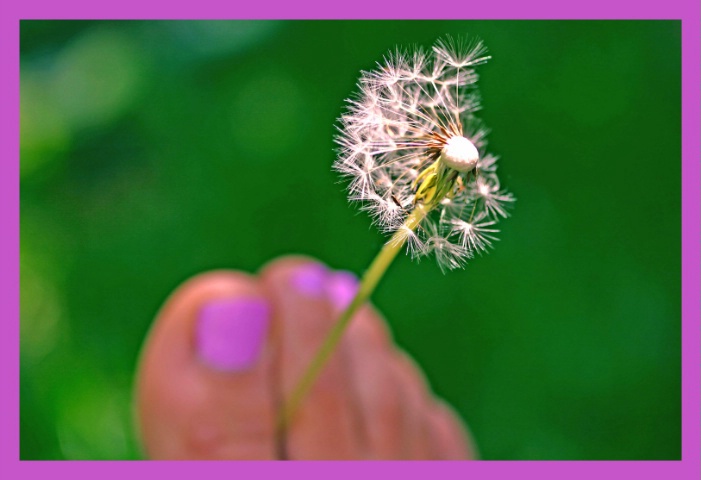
[276,203,430,435]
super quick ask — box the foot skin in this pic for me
[135,256,476,460]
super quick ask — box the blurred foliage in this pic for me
[20,20,681,460]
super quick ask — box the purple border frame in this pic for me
[3,1,698,479]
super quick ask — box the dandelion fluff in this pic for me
[280,36,516,428]
[334,36,513,271]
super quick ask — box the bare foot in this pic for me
[135,256,475,460]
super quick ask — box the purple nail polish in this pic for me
[290,263,329,297]
[196,298,270,372]
[326,271,359,310]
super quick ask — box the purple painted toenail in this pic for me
[326,270,359,310]
[196,298,270,372]
[290,263,329,298]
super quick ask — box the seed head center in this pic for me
[440,136,479,172]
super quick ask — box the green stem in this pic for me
[276,203,430,434]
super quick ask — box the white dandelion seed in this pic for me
[423,219,472,272]
[334,35,514,272]
[449,212,500,254]
[471,174,515,219]
[389,224,426,260]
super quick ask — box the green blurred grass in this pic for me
[20,20,681,460]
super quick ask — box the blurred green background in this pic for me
[20,20,680,460]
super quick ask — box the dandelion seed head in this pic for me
[334,36,513,272]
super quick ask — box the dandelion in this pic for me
[334,35,513,270]
[278,36,513,431]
